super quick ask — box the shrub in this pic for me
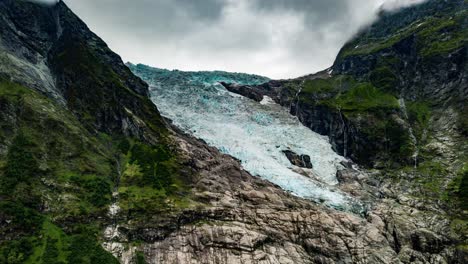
[129,143,175,191]
[456,166,468,210]
[42,237,65,264]
[70,175,112,208]
[136,251,147,264]
[67,234,119,264]
[370,66,399,93]
[1,133,39,193]
[0,238,33,264]
[335,83,399,111]
[117,138,131,154]
[0,201,43,233]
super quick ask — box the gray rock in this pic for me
[282,150,313,169]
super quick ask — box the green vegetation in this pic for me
[297,76,399,113]
[302,78,337,94]
[450,218,468,248]
[407,101,431,127]
[417,12,468,58]
[388,161,446,202]
[299,76,356,98]
[447,163,468,210]
[70,175,113,207]
[24,220,67,264]
[135,251,147,264]
[338,9,467,60]
[293,75,411,165]
[0,237,34,264]
[0,73,192,264]
[0,82,121,263]
[416,161,447,196]
[52,41,167,136]
[407,101,432,142]
[66,232,119,264]
[369,66,399,93]
[458,107,468,136]
[0,80,33,99]
[2,221,120,264]
[118,141,193,215]
[1,133,40,202]
[119,186,168,212]
[128,143,175,190]
[333,83,399,111]
[0,202,43,235]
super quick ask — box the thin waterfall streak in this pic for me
[398,98,419,168]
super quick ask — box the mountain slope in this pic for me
[221,0,467,259]
[0,0,187,263]
[0,1,394,263]
[0,0,466,264]
[226,0,466,166]
[0,0,167,136]
[334,0,467,105]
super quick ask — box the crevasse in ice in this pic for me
[129,64,361,211]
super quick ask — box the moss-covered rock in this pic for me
[0,1,195,262]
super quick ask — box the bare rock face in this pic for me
[103,127,460,264]
[282,150,313,169]
[0,0,160,140]
[136,133,395,263]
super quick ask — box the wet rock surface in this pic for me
[282,150,313,169]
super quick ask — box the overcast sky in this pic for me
[39,0,426,79]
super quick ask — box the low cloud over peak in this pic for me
[381,0,428,11]
[64,0,426,79]
[28,0,59,5]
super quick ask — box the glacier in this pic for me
[129,64,361,211]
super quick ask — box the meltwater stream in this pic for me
[129,64,361,212]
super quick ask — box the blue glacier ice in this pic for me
[129,64,361,211]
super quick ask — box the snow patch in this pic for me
[260,96,275,105]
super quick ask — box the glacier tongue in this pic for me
[130,65,360,211]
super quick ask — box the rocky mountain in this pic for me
[227,0,467,165]
[222,0,467,259]
[0,0,466,264]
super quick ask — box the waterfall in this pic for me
[102,157,138,263]
[295,81,305,117]
[338,107,348,158]
[398,98,419,168]
[289,80,305,117]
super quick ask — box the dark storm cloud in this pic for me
[63,0,426,78]
[173,0,226,20]
[65,0,225,38]
[250,0,352,25]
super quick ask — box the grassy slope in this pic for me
[0,2,200,262]
[337,2,467,60]
[0,79,193,262]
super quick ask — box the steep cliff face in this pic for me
[0,0,163,139]
[334,0,467,106]
[221,0,468,260]
[0,1,467,264]
[225,0,466,167]
[0,1,181,263]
